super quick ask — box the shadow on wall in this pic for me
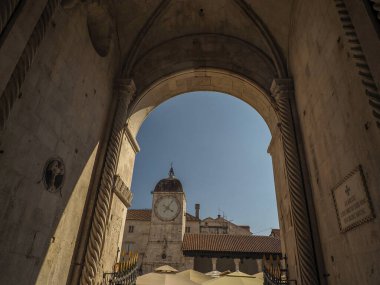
[0,139,103,285]
[0,4,116,285]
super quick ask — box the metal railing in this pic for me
[103,252,139,285]
[263,255,288,285]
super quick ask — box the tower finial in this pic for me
[169,163,175,178]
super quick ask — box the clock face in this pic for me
[154,196,181,221]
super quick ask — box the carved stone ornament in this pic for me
[43,157,65,193]
[331,165,375,232]
[113,175,133,207]
[271,78,319,285]
[334,0,380,129]
[0,0,61,130]
[80,79,135,285]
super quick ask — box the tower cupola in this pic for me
[153,165,183,193]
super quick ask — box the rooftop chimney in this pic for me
[195,203,200,219]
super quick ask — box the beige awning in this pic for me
[251,272,264,281]
[202,271,263,285]
[154,265,179,273]
[177,269,212,284]
[205,270,222,278]
[137,267,199,285]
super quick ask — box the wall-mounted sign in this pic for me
[332,165,375,232]
[43,157,65,193]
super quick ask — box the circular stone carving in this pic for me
[43,157,65,193]
[87,2,112,57]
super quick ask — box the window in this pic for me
[185,226,190,233]
[123,242,135,253]
[128,225,134,233]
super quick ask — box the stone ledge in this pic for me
[123,125,140,154]
[113,175,133,207]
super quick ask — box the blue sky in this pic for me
[130,91,279,235]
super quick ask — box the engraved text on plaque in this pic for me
[332,165,375,232]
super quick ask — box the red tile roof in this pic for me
[126,209,199,221]
[182,233,281,254]
[126,209,152,221]
[186,213,200,221]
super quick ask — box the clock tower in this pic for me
[143,166,187,272]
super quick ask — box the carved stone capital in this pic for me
[113,175,133,208]
[115,78,136,96]
[270,78,294,100]
[114,79,136,108]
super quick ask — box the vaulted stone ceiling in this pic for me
[112,0,292,61]
[84,0,293,92]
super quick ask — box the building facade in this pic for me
[121,168,280,274]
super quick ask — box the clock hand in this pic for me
[162,204,171,213]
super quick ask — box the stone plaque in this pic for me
[332,165,375,232]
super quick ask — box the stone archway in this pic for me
[1,1,380,284]
[79,69,321,285]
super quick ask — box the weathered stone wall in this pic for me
[290,0,380,284]
[122,220,151,266]
[200,217,252,235]
[1,1,378,284]
[0,3,117,284]
[186,220,200,234]
[122,217,199,268]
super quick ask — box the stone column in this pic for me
[211,257,217,271]
[257,259,263,272]
[80,79,136,285]
[270,79,319,285]
[233,258,240,272]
